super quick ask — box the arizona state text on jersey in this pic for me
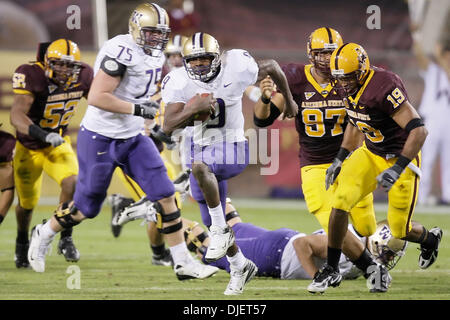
[12,62,92,149]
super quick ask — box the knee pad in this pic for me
[154,201,182,234]
[184,221,207,254]
[54,201,80,229]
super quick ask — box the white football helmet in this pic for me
[368,220,408,270]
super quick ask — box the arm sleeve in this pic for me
[378,72,409,115]
[227,49,259,89]
[12,64,36,95]
[279,63,305,96]
[161,73,186,105]
[80,64,94,97]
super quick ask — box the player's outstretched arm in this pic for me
[257,59,298,119]
[393,101,428,160]
[325,123,363,190]
[376,101,428,192]
[253,76,285,127]
[293,234,328,278]
[88,69,135,114]
[10,94,34,135]
[341,121,365,152]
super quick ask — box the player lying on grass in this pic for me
[113,176,407,281]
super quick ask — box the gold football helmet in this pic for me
[368,220,408,270]
[165,34,188,70]
[44,39,82,90]
[307,27,343,76]
[182,32,221,82]
[128,3,171,56]
[330,43,370,96]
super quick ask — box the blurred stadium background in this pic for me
[0,0,449,202]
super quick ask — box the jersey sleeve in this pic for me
[80,63,94,97]
[281,63,306,93]
[161,71,187,105]
[226,49,259,89]
[102,37,138,67]
[12,64,38,96]
[378,71,409,115]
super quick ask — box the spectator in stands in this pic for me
[412,31,450,206]
[166,0,200,36]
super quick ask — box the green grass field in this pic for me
[0,199,449,300]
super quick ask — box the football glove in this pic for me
[151,124,174,145]
[45,132,65,147]
[133,101,159,119]
[325,158,343,190]
[376,164,403,192]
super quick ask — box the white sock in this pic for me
[169,242,193,266]
[40,221,57,245]
[226,248,247,270]
[208,203,227,228]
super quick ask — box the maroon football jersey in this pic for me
[12,62,93,149]
[340,66,409,158]
[0,130,16,162]
[282,63,348,167]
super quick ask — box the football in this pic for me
[185,93,211,122]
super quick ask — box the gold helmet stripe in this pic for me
[334,43,349,71]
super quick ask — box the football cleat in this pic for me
[174,259,219,281]
[109,194,135,237]
[152,248,174,267]
[113,197,157,226]
[28,224,53,273]
[307,264,342,294]
[224,259,258,295]
[366,263,392,293]
[14,241,30,269]
[57,236,80,262]
[204,225,235,263]
[419,227,443,269]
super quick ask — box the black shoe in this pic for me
[366,263,391,293]
[419,227,443,269]
[57,236,80,262]
[307,264,342,294]
[15,241,30,268]
[152,248,174,267]
[109,194,135,238]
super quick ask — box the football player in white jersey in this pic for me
[161,32,298,295]
[27,3,219,281]
[108,34,190,268]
